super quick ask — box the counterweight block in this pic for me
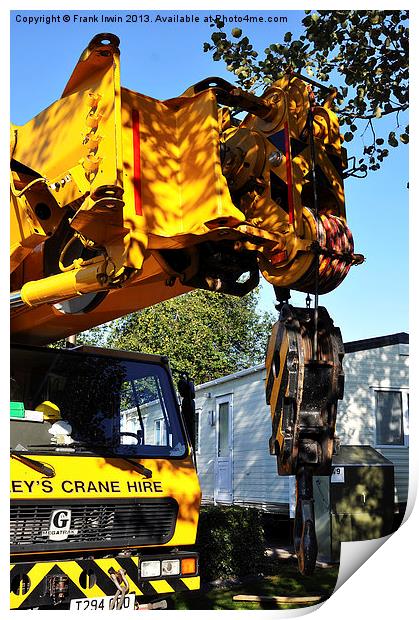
[265,304,344,476]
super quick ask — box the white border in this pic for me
[4,2,417,618]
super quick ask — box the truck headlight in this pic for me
[140,560,161,578]
[161,559,180,576]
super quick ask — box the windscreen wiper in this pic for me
[73,441,153,478]
[26,441,152,478]
[10,452,56,478]
[118,456,152,479]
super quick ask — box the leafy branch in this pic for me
[204,10,409,176]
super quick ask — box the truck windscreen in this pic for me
[10,347,186,459]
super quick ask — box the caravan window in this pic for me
[375,389,409,447]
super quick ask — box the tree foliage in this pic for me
[80,289,274,385]
[204,10,408,176]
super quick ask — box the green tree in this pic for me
[205,10,408,175]
[80,289,274,385]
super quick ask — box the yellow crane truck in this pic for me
[10,33,363,609]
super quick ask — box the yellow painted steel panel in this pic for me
[181,576,200,591]
[10,561,52,608]
[94,559,142,595]
[56,561,106,599]
[120,88,245,242]
[149,579,174,594]
[11,455,201,550]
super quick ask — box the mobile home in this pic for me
[192,333,409,513]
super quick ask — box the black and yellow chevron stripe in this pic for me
[10,557,199,609]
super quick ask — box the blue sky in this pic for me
[10,9,409,343]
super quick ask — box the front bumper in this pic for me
[10,554,200,609]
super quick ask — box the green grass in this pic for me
[173,562,339,610]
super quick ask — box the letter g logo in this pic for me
[52,509,71,529]
[48,509,72,540]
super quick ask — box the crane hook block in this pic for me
[265,303,344,476]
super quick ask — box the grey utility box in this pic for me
[313,445,395,563]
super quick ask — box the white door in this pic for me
[215,395,233,503]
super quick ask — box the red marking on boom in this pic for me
[132,108,143,216]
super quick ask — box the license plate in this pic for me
[70,594,135,611]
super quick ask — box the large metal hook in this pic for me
[294,467,318,576]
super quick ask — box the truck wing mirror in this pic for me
[177,375,196,453]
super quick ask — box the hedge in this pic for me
[196,505,265,582]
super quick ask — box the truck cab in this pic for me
[10,344,201,609]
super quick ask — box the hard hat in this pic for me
[35,401,61,423]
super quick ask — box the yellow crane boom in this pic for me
[11,33,361,345]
